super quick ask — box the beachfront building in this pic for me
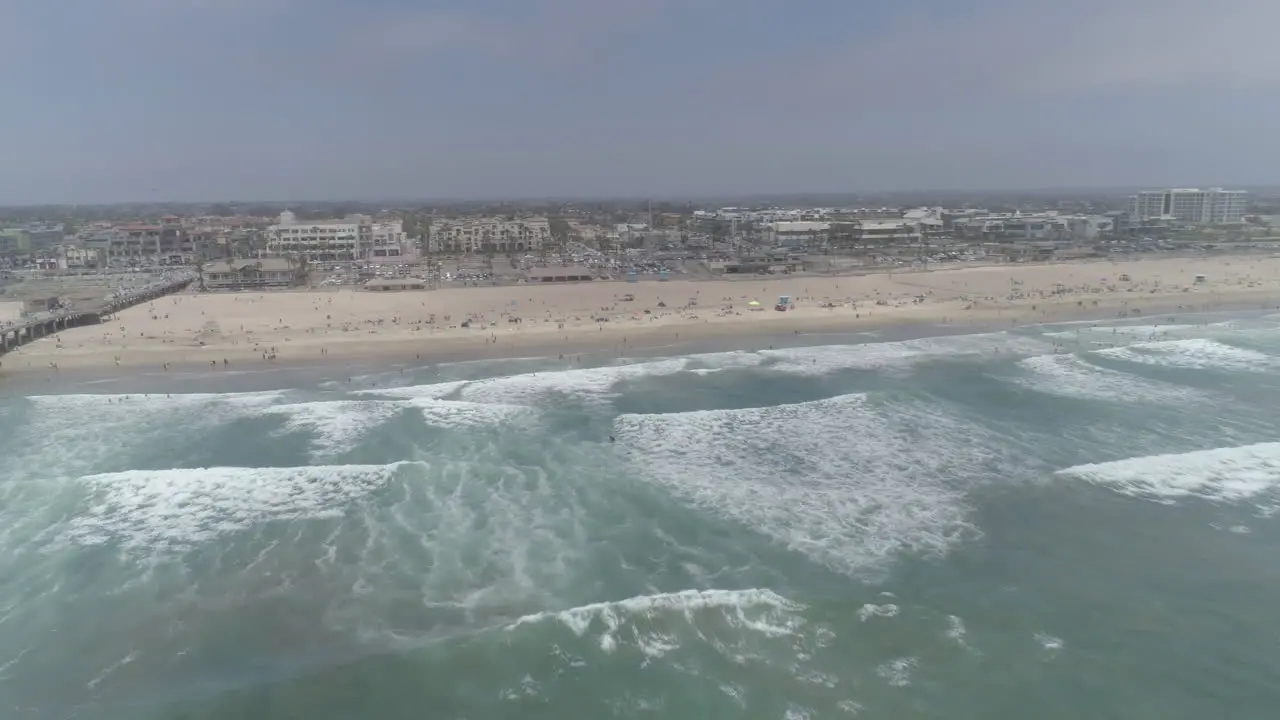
[83,218,197,266]
[825,221,923,252]
[202,258,300,290]
[430,218,551,254]
[370,221,406,258]
[1128,188,1247,224]
[265,210,368,263]
[949,212,1073,242]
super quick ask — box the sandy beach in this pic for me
[6,255,1280,376]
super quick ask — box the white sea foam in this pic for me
[263,398,530,455]
[461,359,690,405]
[1057,442,1280,503]
[785,704,814,720]
[1046,324,1193,340]
[510,588,802,631]
[683,350,768,371]
[346,334,1053,406]
[64,462,419,549]
[315,456,603,646]
[1011,354,1197,403]
[27,389,286,409]
[405,397,531,427]
[350,380,471,399]
[615,393,1006,576]
[508,588,805,657]
[945,615,968,646]
[856,603,900,622]
[1096,338,1273,372]
[1034,632,1064,654]
[759,333,1051,376]
[263,400,409,455]
[875,657,917,687]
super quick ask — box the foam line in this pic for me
[759,332,1052,376]
[508,588,803,632]
[350,380,471,399]
[263,398,527,454]
[1011,354,1196,402]
[1096,339,1273,372]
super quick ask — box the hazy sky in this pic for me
[2,0,1277,204]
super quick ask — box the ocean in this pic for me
[3,313,1280,719]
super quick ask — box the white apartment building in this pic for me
[430,218,551,254]
[265,210,403,262]
[1128,188,1247,224]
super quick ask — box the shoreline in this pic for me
[5,254,1280,391]
[5,295,1275,396]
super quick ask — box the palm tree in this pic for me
[195,252,206,292]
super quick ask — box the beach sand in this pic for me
[6,255,1280,376]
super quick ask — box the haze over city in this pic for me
[2,0,1278,204]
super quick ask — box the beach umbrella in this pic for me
[748,300,761,306]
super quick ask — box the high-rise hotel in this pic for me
[1127,188,1247,224]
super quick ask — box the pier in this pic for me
[0,275,194,358]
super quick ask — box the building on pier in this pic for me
[202,258,301,291]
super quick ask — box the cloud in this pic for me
[1013,0,1280,93]
[356,11,517,62]
[352,0,712,69]
[752,0,1280,100]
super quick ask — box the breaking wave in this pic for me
[64,462,421,549]
[1057,442,1280,505]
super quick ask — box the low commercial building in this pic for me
[708,257,804,274]
[364,278,426,291]
[828,221,923,250]
[763,221,830,249]
[24,297,60,313]
[203,258,299,290]
[525,266,594,283]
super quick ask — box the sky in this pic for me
[1,0,1278,204]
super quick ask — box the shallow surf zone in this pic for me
[1057,442,1280,507]
[7,390,288,479]
[613,393,1020,578]
[1044,324,1195,341]
[756,332,1053,377]
[341,330,1066,409]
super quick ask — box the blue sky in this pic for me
[1,0,1276,203]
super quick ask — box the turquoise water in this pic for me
[3,315,1280,719]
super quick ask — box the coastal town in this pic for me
[1,187,1279,373]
